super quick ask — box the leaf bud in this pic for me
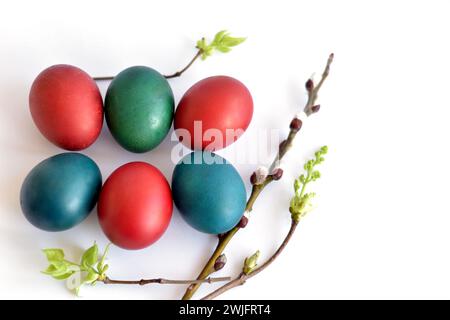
[290,118,302,132]
[214,254,227,271]
[271,168,284,181]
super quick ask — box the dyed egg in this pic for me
[172,151,247,234]
[105,66,174,153]
[20,153,102,231]
[29,65,103,150]
[174,76,253,151]
[98,162,173,250]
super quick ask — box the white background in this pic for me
[0,0,449,300]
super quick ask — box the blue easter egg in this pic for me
[20,153,102,231]
[172,151,247,234]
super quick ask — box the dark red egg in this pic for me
[29,64,103,150]
[174,76,253,150]
[97,162,173,250]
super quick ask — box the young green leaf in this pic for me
[42,248,64,263]
[85,270,99,284]
[81,243,98,271]
[42,261,67,277]
[41,242,112,296]
[221,35,246,47]
[212,30,228,45]
[42,264,58,275]
[196,38,207,51]
[75,270,100,296]
[52,272,75,280]
[196,30,246,60]
[215,45,232,53]
[97,243,111,276]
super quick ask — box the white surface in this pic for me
[0,0,449,300]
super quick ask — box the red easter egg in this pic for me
[29,64,103,150]
[174,76,253,150]
[98,162,173,250]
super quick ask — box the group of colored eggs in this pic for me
[20,64,253,250]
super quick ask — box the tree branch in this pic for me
[181,54,334,300]
[92,50,203,81]
[101,275,230,286]
[164,50,202,79]
[200,219,299,300]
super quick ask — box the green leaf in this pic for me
[97,243,112,275]
[42,260,80,280]
[81,243,98,270]
[85,270,99,284]
[201,46,214,60]
[215,45,231,53]
[52,272,75,280]
[212,30,228,45]
[196,38,208,51]
[42,249,64,263]
[74,271,99,296]
[43,262,67,277]
[196,30,246,60]
[221,36,246,47]
[42,264,58,275]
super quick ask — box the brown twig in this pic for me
[181,54,334,300]
[101,275,230,286]
[92,49,203,81]
[201,219,298,300]
[92,75,115,81]
[164,49,202,79]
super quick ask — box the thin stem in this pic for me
[164,50,202,79]
[181,54,333,300]
[92,49,203,82]
[92,75,115,81]
[101,276,230,286]
[201,219,299,300]
[299,170,311,199]
[304,53,334,115]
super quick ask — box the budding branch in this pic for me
[101,276,230,286]
[200,219,298,300]
[93,49,203,81]
[182,53,334,300]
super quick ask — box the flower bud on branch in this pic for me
[250,166,269,185]
[290,118,302,132]
[243,250,260,275]
[305,78,314,92]
[238,215,249,228]
[214,254,227,271]
[271,168,284,181]
[311,105,321,113]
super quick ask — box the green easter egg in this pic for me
[105,66,174,153]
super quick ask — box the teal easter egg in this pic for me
[171,151,247,234]
[105,66,174,153]
[20,153,102,231]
